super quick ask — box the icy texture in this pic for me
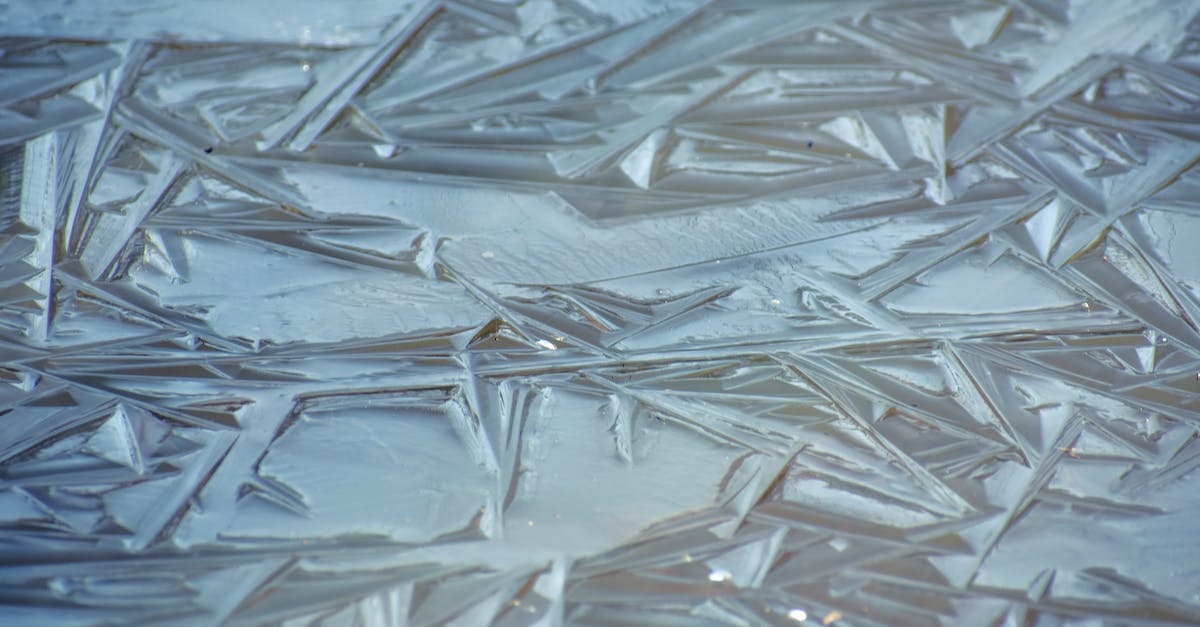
[2,0,1200,625]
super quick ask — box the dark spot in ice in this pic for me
[807,140,814,149]
[204,146,213,154]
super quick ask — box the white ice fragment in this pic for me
[707,569,732,583]
[619,127,668,189]
[788,609,808,622]
[818,114,894,168]
[948,6,1009,49]
[536,339,558,351]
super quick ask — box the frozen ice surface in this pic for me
[2,0,1200,624]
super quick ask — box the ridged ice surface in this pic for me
[2,1,1200,625]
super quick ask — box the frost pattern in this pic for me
[2,1,1200,625]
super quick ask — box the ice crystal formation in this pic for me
[2,1,1200,625]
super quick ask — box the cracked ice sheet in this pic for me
[0,0,710,46]
[0,0,426,46]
